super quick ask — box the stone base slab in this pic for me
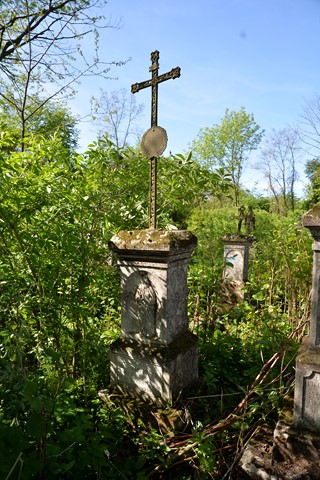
[109,331,198,404]
[98,388,192,434]
[238,420,320,480]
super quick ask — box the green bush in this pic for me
[0,129,314,478]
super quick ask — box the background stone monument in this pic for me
[108,229,198,404]
[294,204,320,431]
[239,205,320,478]
[221,206,255,300]
[222,237,253,284]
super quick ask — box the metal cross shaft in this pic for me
[131,50,181,229]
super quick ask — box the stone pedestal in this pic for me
[239,206,320,479]
[239,418,320,479]
[293,205,320,431]
[221,236,254,299]
[108,229,198,404]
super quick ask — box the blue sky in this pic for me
[71,0,320,194]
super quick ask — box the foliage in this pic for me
[304,157,320,208]
[157,152,232,228]
[190,107,264,205]
[0,126,314,478]
[0,0,123,148]
[247,209,312,327]
[0,100,80,151]
[0,373,152,479]
[0,133,126,382]
[91,88,145,149]
[256,127,302,214]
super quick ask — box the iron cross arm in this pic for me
[131,67,181,94]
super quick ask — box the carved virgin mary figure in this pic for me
[134,272,157,338]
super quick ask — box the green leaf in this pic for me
[26,412,46,439]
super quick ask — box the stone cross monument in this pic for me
[294,205,320,431]
[108,52,198,404]
[131,50,180,229]
[108,230,198,404]
[221,207,255,300]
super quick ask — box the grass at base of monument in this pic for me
[98,306,302,480]
[0,303,303,480]
[152,308,302,479]
[0,303,308,475]
[0,170,312,480]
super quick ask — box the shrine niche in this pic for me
[122,270,159,340]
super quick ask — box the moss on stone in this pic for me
[109,229,197,252]
[302,204,320,227]
[296,348,320,367]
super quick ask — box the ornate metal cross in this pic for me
[131,50,181,229]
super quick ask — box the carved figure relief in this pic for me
[121,271,158,338]
[134,272,157,338]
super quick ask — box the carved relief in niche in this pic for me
[122,271,158,338]
[134,272,157,338]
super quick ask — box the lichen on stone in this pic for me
[302,204,320,227]
[109,229,197,252]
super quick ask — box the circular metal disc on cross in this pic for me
[141,126,168,159]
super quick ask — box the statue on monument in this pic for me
[245,206,255,236]
[237,206,246,236]
[237,206,255,237]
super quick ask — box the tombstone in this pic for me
[238,205,320,478]
[106,52,198,404]
[108,229,198,404]
[222,237,253,285]
[294,205,320,431]
[221,207,255,300]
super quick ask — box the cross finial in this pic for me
[149,51,159,72]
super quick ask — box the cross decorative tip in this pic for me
[131,83,140,94]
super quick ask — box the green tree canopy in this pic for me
[191,107,264,205]
[0,99,79,151]
[91,88,144,149]
[0,0,124,149]
[304,157,320,207]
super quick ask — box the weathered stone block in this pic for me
[110,332,198,404]
[108,229,198,404]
